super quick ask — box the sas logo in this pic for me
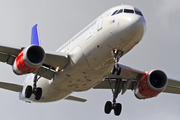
[109,20,115,24]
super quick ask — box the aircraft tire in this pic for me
[25,85,32,98]
[111,66,116,74]
[104,101,112,114]
[35,87,42,100]
[116,65,121,76]
[114,103,122,116]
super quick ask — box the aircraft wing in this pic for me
[93,64,180,95]
[163,78,180,94]
[0,44,69,80]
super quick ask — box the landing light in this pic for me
[55,67,60,72]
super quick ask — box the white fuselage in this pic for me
[19,5,146,102]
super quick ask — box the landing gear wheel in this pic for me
[116,65,121,76]
[111,64,121,76]
[104,78,123,116]
[105,101,112,114]
[114,103,122,116]
[34,87,42,100]
[111,49,123,76]
[111,66,116,75]
[25,85,32,98]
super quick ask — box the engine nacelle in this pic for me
[13,45,45,75]
[134,70,168,99]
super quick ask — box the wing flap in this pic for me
[44,51,69,70]
[37,66,55,80]
[0,44,21,66]
[36,51,69,80]
[0,52,16,65]
[93,79,137,90]
[0,81,23,92]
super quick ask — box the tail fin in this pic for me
[31,24,40,46]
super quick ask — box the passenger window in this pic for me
[117,9,123,14]
[111,10,118,16]
[135,10,143,16]
[124,9,134,13]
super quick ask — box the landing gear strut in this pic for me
[104,49,124,116]
[25,73,42,100]
[104,79,122,116]
[111,50,123,76]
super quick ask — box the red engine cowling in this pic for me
[134,70,168,99]
[13,45,45,75]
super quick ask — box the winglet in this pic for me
[31,24,40,46]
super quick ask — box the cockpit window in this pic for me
[111,10,118,16]
[111,8,143,17]
[135,10,143,16]
[117,9,123,14]
[124,9,134,13]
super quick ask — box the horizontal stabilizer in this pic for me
[65,95,87,102]
[0,81,23,92]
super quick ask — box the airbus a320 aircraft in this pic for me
[0,4,179,116]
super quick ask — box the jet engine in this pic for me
[134,70,168,99]
[13,45,45,75]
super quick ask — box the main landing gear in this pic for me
[104,49,123,116]
[25,73,42,100]
[104,79,122,116]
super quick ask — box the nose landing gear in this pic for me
[111,50,123,76]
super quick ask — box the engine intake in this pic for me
[27,45,45,64]
[134,70,168,99]
[13,45,45,75]
[149,70,167,90]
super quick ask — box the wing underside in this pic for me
[0,44,69,80]
[94,64,180,95]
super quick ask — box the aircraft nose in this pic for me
[122,15,146,37]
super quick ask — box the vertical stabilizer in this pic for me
[31,24,40,46]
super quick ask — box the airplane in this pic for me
[0,4,180,116]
